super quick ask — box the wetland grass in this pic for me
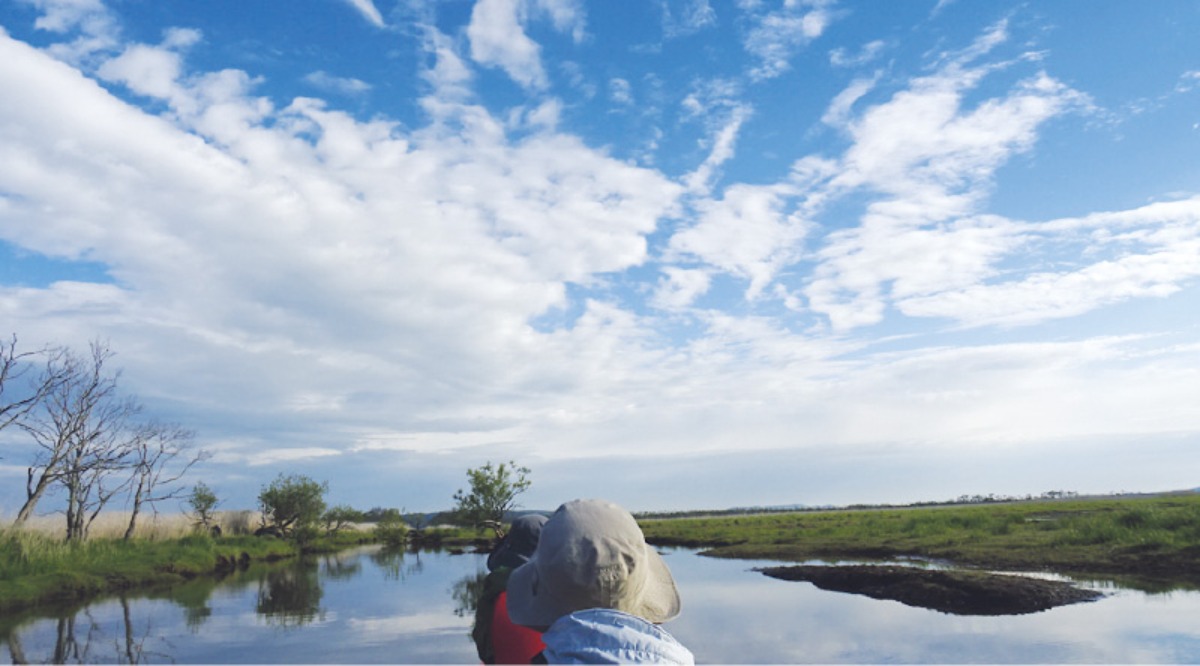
[639,494,1200,581]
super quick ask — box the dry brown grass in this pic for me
[2,509,264,540]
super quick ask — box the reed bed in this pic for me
[3,509,264,540]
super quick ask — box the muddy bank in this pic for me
[757,565,1104,615]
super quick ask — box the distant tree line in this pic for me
[635,490,1096,520]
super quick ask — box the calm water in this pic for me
[3,545,1199,663]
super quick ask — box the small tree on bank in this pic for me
[187,481,221,531]
[258,473,328,537]
[373,508,408,547]
[322,505,363,534]
[451,460,531,535]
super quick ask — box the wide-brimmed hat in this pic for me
[487,513,548,571]
[506,499,681,628]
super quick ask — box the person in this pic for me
[505,499,694,664]
[474,514,549,664]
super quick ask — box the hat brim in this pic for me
[505,545,681,629]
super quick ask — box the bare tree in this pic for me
[12,346,87,526]
[16,340,140,539]
[124,421,206,540]
[0,334,69,448]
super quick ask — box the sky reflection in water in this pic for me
[3,546,1199,664]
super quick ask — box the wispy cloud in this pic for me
[741,0,836,81]
[305,70,372,96]
[339,0,385,27]
[661,0,718,38]
[829,39,885,68]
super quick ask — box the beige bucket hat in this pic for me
[505,498,682,629]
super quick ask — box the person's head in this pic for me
[487,513,548,571]
[505,498,681,629]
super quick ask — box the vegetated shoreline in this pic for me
[0,523,492,617]
[0,534,300,616]
[639,493,1200,589]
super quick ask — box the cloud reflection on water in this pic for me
[660,548,1200,663]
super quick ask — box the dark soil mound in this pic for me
[757,565,1104,615]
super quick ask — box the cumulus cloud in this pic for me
[18,0,119,63]
[0,27,681,465]
[669,181,811,299]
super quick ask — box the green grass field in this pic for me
[639,494,1200,581]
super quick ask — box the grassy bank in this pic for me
[0,524,383,614]
[639,494,1200,582]
[0,519,486,615]
[0,529,300,613]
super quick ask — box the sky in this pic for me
[1,0,1198,515]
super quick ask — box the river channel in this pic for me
[2,545,1199,663]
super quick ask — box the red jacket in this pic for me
[489,591,545,664]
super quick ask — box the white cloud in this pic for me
[0,28,684,469]
[820,73,877,126]
[899,197,1200,327]
[531,0,587,43]
[305,70,372,96]
[340,0,385,28]
[468,0,548,90]
[742,0,835,81]
[466,0,587,91]
[96,30,199,101]
[829,39,885,68]
[2,4,1198,512]
[682,104,751,194]
[662,0,718,38]
[19,0,119,64]
[669,181,810,299]
[238,446,343,465]
[610,77,633,106]
[651,267,712,310]
[1176,70,1200,93]
[804,33,1090,329]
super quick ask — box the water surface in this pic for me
[3,545,1199,663]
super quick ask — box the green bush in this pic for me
[374,515,409,547]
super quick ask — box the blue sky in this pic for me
[1,0,1198,515]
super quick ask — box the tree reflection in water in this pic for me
[3,597,169,664]
[255,561,325,628]
[321,552,363,581]
[369,545,428,581]
[450,570,489,619]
